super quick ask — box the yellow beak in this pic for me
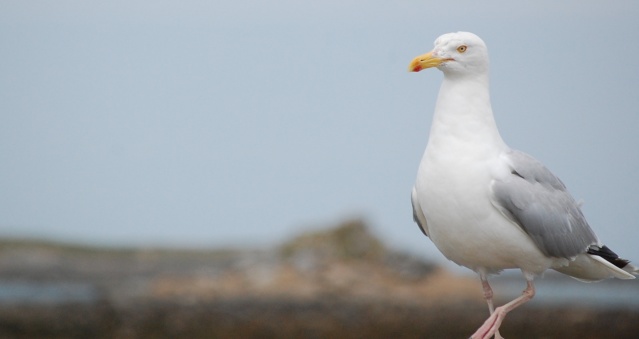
[408,51,450,72]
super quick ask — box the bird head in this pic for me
[409,32,489,76]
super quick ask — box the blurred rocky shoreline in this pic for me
[1,220,638,338]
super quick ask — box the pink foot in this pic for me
[470,308,506,339]
[470,273,535,339]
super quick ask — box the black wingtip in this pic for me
[587,245,630,269]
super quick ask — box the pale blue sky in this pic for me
[1,1,638,268]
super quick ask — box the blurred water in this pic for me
[0,280,99,304]
[0,276,637,309]
[490,273,639,309]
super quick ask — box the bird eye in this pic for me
[457,45,467,53]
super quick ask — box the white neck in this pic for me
[427,72,506,151]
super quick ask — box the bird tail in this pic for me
[622,262,639,276]
[587,255,636,280]
[553,252,636,282]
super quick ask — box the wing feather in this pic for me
[411,187,429,237]
[491,150,598,258]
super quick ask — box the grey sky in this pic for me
[1,1,638,268]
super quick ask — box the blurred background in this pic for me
[1,1,639,338]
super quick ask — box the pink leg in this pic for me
[479,274,503,339]
[480,274,496,314]
[471,274,536,339]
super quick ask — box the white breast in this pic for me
[415,132,553,274]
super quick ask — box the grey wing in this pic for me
[411,187,429,237]
[491,149,598,258]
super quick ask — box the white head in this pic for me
[409,32,489,77]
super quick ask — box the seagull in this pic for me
[408,32,638,339]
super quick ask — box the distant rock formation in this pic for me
[150,219,482,304]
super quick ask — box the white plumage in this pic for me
[409,32,638,339]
